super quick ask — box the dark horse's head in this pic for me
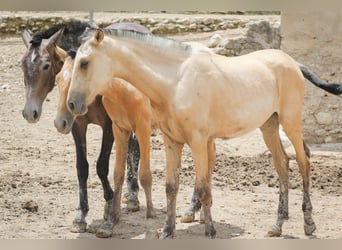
[21,28,65,123]
[20,21,93,123]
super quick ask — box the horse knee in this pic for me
[196,184,212,207]
[139,167,152,186]
[165,183,178,199]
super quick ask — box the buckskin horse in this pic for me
[20,22,150,233]
[67,29,342,238]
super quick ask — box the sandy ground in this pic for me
[0,24,341,239]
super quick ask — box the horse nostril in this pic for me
[68,102,74,111]
[62,120,67,129]
[33,110,38,120]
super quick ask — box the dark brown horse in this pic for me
[20,21,150,232]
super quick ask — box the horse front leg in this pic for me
[124,133,140,212]
[70,122,89,233]
[96,125,130,238]
[96,119,114,220]
[160,134,184,239]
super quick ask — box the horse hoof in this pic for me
[96,222,114,238]
[159,231,174,239]
[180,212,195,223]
[70,221,87,233]
[266,225,282,237]
[121,195,128,204]
[304,223,316,235]
[127,200,140,212]
[96,228,113,238]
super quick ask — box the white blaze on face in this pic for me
[31,50,37,63]
[63,70,70,82]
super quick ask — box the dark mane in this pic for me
[67,49,77,59]
[30,21,95,50]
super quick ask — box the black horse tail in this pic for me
[298,63,342,95]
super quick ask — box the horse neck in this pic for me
[106,38,189,107]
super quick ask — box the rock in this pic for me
[315,112,333,125]
[21,200,38,212]
[208,34,223,48]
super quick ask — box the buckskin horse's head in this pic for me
[21,28,65,123]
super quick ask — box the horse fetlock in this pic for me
[146,208,156,219]
[109,207,121,225]
[304,214,316,235]
[205,227,216,239]
[160,226,175,239]
[199,208,205,224]
[103,199,114,220]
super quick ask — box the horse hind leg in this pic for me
[124,133,140,212]
[180,139,215,224]
[280,117,316,236]
[260,113,290,237]
[135,128,155,219]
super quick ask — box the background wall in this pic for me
[281,12,342,143]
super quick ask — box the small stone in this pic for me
[22,200,38,212]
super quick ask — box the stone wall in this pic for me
[281,12,342,143]
[0,12,281,57]
[0,12,277,36]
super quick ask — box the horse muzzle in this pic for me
[67,92,88,116]
[22,101,42,123]
[54,113,74,134]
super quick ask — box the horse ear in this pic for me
[94,29,104,44]
[47,27,65,46]
[55,45,67,62]
[21,29,32,48]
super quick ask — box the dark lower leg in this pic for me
[125,133,140,211]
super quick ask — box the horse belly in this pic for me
[212,93,277,139]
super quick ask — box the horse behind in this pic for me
[20,22,150,233]
[67,29,342,238]
[55,49,159,238]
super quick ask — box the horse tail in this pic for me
[298,63,342,95]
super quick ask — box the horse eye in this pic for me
[80,60,89,69]
[43,64,50,71]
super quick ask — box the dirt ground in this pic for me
[0,20,341,239]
